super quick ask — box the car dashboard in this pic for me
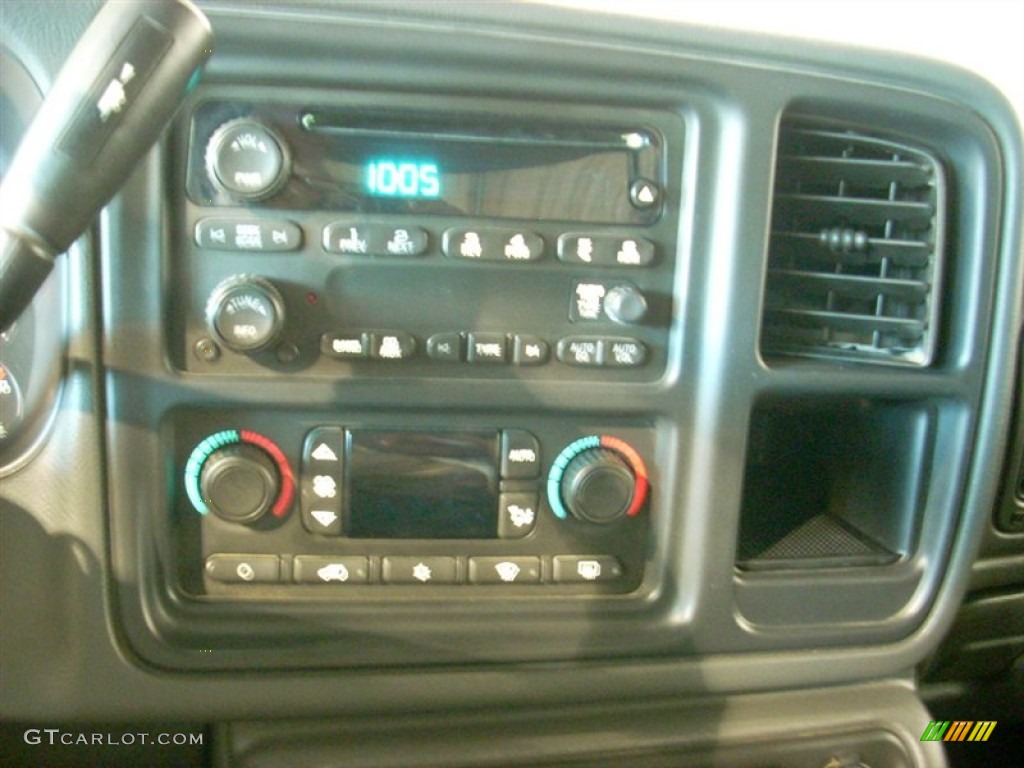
[1,2,1023,767]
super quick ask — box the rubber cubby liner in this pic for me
[738,397,933,570]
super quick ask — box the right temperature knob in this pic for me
[548,435,649,523]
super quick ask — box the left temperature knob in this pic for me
[206,275,286,353]
[185,430,296,523]
[200,444,279,524]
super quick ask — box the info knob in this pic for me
[206,275,285,353]
[199,443,280,524]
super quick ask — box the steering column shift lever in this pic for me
[0,0,213,330]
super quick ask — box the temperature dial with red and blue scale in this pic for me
[547,435,649,524]
[185,430,295,524]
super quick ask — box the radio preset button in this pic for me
[513,335,549,366]
[383,556,458,585]
[382,227,428,256]
[322,332,370,360]
[469,557,541,585]
[467,333,508,364]
[552,555,624,584]
[443,228,544,263]
[498,492,539,538]
[558,234,655,267]
[294,556,370,584]
[427,332,463,362]
[196,218,302,252]
[205,554,281,584]
[371,333,417,361]
[322,223,427,256]
[501,430,541,479]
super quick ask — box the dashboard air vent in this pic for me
[762,123,945,366]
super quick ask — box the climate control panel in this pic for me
[173,411,654,596]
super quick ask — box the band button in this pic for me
[321,332,370,360]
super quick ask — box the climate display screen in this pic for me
[345,430,499,539]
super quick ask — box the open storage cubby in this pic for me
[738,397,933,570]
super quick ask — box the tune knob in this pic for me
[547,435,650,523]
[200,443,279,524]
[205,118,290,201]
[206,275,285,353]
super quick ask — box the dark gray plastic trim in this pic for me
[1,0,1021,731]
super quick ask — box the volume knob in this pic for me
[205,118,290,201]
[206,275,285,353]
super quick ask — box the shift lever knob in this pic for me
[0,0,214,329]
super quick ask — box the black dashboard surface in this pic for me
[2,2,1022,766]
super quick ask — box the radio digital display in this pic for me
[294,110,662,224]
[365,159,441,199]
[346,430,499,539]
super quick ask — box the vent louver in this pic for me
[761,123,946,366]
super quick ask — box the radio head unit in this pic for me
[192,105,664,224]
[170,88,683,382]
